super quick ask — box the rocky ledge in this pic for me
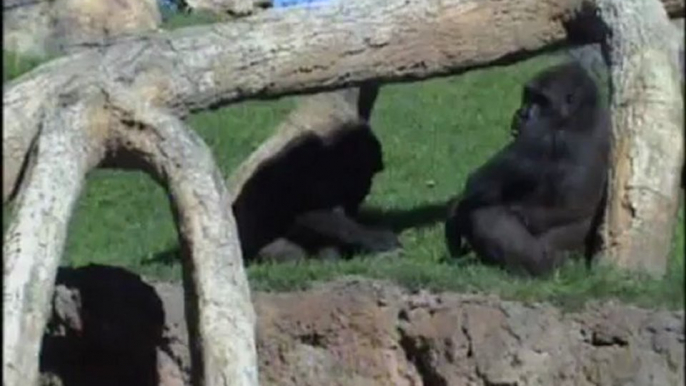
[40,265,683,386]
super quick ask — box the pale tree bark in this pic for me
[593,0,684,275]
[5,74,260,386]
[2,0,685,385]
[4,0,592,204]
[104,88,259,386]
[4,0,682,202]
[3,98,96,386]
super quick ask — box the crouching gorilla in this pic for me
[445,62,610,276]
[233,102,401,262]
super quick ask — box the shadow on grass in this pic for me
[142,199,451,267]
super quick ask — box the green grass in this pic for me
[3,51,48,82]
[161,10,224,30]
[3,47,684,310]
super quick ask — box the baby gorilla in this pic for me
[445,62,610,276]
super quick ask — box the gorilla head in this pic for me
[512,62,600,140]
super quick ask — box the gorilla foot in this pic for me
[257,238,308,263]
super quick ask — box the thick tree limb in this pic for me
[596,0,684,274]
[3,0,683,204]
[3,0,588,204]
[3,102,92,386]
[3,53,96,203]
[105,89,258,386]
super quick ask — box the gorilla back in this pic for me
[445,62,610,276]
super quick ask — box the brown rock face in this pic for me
[41,265,684,386]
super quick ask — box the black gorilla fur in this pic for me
[445,62,611,276]
[233,121,399,261]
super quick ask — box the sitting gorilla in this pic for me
[445,62,610,276]
[233,120,400,262]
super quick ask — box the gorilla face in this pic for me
[512,87,557,139]
[512,63,599,140]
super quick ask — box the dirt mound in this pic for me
[41,265,684,386]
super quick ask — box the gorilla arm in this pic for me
[510,162,607,235]
[447,140,549,257]
[460,141,547,209]
[510,202,600,236]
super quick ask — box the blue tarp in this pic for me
[273,0,332,8]
[158,0,181,12]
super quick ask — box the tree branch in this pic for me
[105,88,258,386]
[3,0,585,203]
[3,102,91,386]
[3,0,683,204]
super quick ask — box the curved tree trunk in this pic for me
[3,99,94,386]
[104,88,259,386]
[2,0,684,385]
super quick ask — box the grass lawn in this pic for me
[3,36,684,311]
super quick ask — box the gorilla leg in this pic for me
[469,206,556,276]
[255,207,400,262]
[538,217,593,252]
[537,216,595,268]
[288,208,401,255]
[469,206,594,276]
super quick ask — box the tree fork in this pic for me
[104,89,259,386]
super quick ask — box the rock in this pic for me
[42,265,685,386]
[4,0,161,57]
